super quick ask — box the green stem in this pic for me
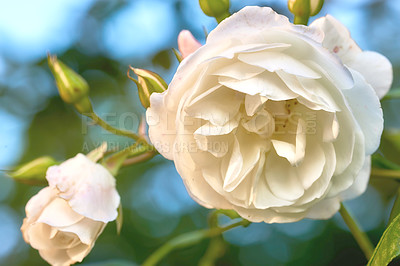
[85,111,155,154]
[103,141,156,175]
[85,111,159,171]
[371,168,400,180]
[294,15,309,25]
[215,11,230,23]
[198,236,226,266]
[215,209,241,219]
[122,150,157,166]
[86,112,140,141]
[198,210,241,266]
[381,89,400,101]
[142,219,250,266]
[339,203,374,260]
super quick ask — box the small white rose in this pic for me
[21,154,120,266]
[147,7,392,223]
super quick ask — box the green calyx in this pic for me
[128,67,167,109]
[9,156,58,185]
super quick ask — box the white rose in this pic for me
[146,6,392,223]
[21,154,120,265]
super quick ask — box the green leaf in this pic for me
[368,213,400,266]
[389,188,400,224]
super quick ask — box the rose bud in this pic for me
[199,0,230,22]
[47,54,93,114]
[128,67,167,109]
[288,0,324,17]
[21,154,120,265]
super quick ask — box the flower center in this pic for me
[241,108,275,138]
[242,98,302,139]
[270,99,300,135]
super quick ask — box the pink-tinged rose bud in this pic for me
[177,30,202,59]
[21,154,120,266]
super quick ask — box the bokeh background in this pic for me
[0,0,399,265]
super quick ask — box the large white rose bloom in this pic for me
[146,7,392,223]
[21,154,120,265]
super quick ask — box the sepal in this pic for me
[128,67,167,109]
[10,156,57,185]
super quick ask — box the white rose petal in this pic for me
[46,153,120,223]
[310,15,393,99]
[21,154,120,266]
[147,6,392,223]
